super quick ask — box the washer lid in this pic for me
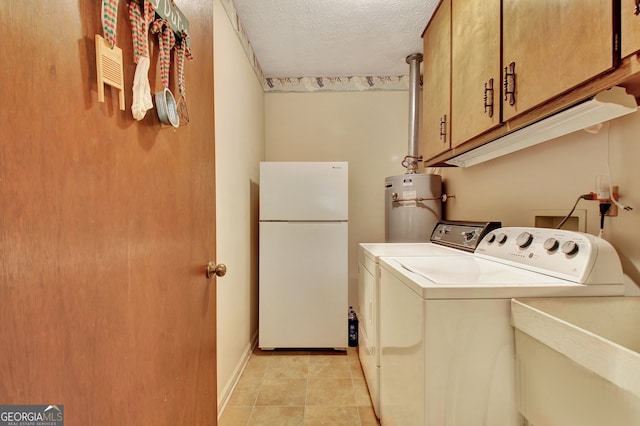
[359,242,470,262]
[398,257,568,285]
[381,256,625,299]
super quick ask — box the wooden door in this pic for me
[451,0,501,148]
[503,0,615,121]
[0,1,217,425]
[621,0,640,58]
[421,0,452,161]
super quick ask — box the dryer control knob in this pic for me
[561,240,579,255]
[496,233,508,244]
[485,233,496,243]
[543,238,560,251]
[516,232,534,248]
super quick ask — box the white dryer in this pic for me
[358,221,500,418]
[379,227,625,426]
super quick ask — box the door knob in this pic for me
[206,261,227,279]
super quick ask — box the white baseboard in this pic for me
[217,331,258,420]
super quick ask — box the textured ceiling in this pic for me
[232,0,440,78]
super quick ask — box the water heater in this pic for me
[385,173,442,242]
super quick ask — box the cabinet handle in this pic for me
[503,62,516,106]
[439,115,447,143]
[484,78,494,117]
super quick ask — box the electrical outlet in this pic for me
[602,185,618,217]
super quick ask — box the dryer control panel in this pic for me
[475,227,623,285]
[430,220,501,252]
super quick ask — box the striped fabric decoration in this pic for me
[101,0,118,48]
[176,30,194,99]
[150,18,175,89]
[129,0,156,62]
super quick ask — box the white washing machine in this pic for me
[358,221,500,418]
[379,227,625,426]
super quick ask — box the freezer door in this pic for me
[260,162,348,221]
[259,221,348,349]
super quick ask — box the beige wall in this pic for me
[441,110,640,290]
[214,0,265,412]
[264,91,640,297]
[265,91,412,304]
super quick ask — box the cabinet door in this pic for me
[622,0,640,58]
[503,1,615,121]
[451,0,501,148]
[422,0,451,160]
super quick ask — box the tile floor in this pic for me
[219,347,380,426]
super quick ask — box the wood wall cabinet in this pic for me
[421,0,451,160]
[450,0,501,148]
[621,0,640,58]
[421,1,636,166]
[502,1,615,121]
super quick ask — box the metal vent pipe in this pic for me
[405,53,423,174]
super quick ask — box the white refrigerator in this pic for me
[259,162,348,349]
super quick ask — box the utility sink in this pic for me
[511,297,640,426]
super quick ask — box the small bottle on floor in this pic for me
[348,306,358,347]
